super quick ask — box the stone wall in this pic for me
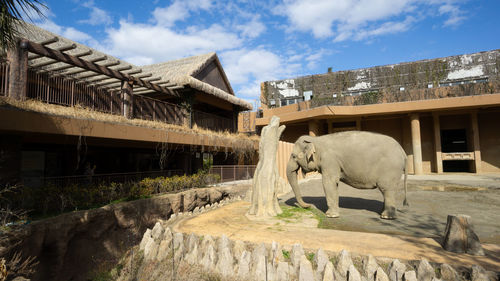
[262,49,500,108]
[120,198,499,281]
[0,186,239,281]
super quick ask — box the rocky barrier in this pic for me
[117,197,499,281]
[0,186,240,281]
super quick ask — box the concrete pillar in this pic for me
[433,113,443,174]
[471,111,482,173]
[308,119,320,136]
[327,119,333,134]
[410,113,423,175]
[7,39,28,101]
[121,80,133,119]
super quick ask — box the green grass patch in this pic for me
[277,205,312,220]
[282,250,290,261]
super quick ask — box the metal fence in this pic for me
[34,169,184,188]
[209,165,256,183]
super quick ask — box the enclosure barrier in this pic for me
[33,169,184,188]
[208,165,256,183]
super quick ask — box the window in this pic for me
[303,91,313,101]
[281,99,287,106]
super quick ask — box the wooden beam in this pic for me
[21,39,178,97]
[8,39,28,100]
[29,43,76,60]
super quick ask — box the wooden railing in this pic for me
[0,60,237,131]
[27,69,124,115]
[0,60,9,96]
[193,110,234,132]
[133,94,185,126]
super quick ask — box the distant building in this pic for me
[0,23,254,187]
[250,49,500,174]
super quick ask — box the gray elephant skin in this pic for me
[286,131,408,219]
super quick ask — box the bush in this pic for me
[1,171,221,220]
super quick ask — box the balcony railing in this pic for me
[1,60,236,132]
[193,110,234,132]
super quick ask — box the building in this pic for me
[0,23,255,187]
[250,49,500,174]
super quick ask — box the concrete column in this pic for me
[308,119,320,136]
[471,111,482,173]
[410,113,423,175]
[7,39,28,101]
[327,119,333,134]
[433,113,443,174]
[121,80,133,119]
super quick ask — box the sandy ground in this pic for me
[174,174,500,271]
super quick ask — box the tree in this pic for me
[0,0,46,50]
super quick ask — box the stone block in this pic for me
[417,259,435,281]
[388,259,406,281]
[441,214,484,256]
[299,255,315,281]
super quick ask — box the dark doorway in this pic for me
[441,129,471,172]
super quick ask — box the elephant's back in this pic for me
[320,131,406,183]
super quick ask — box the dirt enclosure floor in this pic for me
[175,174,500,271]
[280,174,500,244]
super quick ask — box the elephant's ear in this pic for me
[305,142,316,163]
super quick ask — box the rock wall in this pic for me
[119,199,499,281]
[0,187,236,281]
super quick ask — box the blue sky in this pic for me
[29,0,500,108]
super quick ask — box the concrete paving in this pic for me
[279,174,500,244]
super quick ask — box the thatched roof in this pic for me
[14,22,252,110]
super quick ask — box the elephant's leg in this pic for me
[378,183,397,220]
[322,170,340,218]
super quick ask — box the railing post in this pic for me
[7,39,28,101]
[121,80,133,119]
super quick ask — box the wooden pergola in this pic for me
[7,37,183,119]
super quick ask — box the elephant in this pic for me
[286,131,408,219]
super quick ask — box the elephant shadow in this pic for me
[284,196,383,215]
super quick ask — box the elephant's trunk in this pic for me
[286,158,312,208]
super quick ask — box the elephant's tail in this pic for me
[403,158,409,207]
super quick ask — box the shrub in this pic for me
[1,171,221,220]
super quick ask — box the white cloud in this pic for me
[439,3,466,27]
[63,27,92,42]
[220,48,301,99]
[236,15,266,38]
[36,19,96,46]
[104,20,241,65]
[153,0,213,27]
[79,6,112,26]
[277,0,467,41]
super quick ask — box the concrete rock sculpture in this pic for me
[248,115,286,217]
